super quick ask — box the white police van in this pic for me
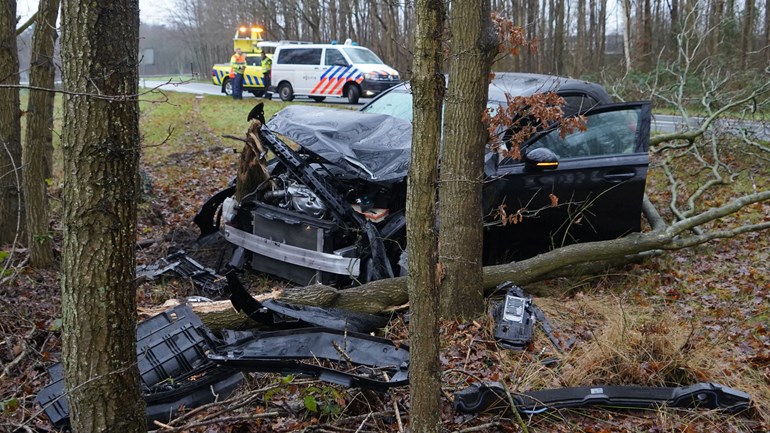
[271,39,400,104]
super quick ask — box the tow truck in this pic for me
[211,26,272,97]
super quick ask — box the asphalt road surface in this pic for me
[140,79,362,106]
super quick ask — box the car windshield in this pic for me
[343,47,385,64]
[360,88,413,120]
[361,86,505,122]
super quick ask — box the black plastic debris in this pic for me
[227,271,389,333]
[453,381,752,415]
[35,305,244,429]
[208,327,409,391]
[136,250,227,297]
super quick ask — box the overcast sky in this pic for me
[16,0,172,26]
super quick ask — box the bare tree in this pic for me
[22,0,60,268]
[408,0,445,430]
[60,0,146,431]
[438,2,498,318]
[0,0,23,246]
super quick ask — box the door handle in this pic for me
[603,171,635,183]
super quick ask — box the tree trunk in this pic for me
[576,0,587,75]
[409,0,445,431]
[60,0,146,431]
[622,0,634,73]
[439,0,497,318]
[0,0,23,246]
[23,0,60,268]
[765,0,770,64]
[740,0,755,68]
[635,0,652,71]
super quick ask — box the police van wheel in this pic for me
[223,79,232,96]
[310,96,326,102]
[345,85,360,104]
[278,83,294,102]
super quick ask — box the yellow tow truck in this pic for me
[211,26,272,97]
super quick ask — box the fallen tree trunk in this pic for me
[155,191,770,328]
[277,190,770,313]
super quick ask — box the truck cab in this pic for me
[211,26,271,97]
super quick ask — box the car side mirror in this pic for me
[523,147,559,170]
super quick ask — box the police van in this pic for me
[271,40,400,104]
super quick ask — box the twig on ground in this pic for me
[1,323,36,380]
[353,412,372,433]
[453,422,503,433]
[152,412,280,432]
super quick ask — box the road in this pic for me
[140,79,768,138]
[652,113,768,139]
[139,79,362,106]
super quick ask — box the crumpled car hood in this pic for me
[267,105,413,182]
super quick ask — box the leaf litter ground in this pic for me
[1,93,768,432]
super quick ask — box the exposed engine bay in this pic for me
[196,104,411,286]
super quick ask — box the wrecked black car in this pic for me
[196,72,651,286]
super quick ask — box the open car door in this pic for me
[482,102,652,263]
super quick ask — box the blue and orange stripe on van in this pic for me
[311,66,364,96]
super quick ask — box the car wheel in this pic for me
[251,89,265,97]
[223,78,232,96]
[278,83,294,102]
[345,84,360,104]
[310,96,326,102]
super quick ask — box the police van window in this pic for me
[325,49,347,66]
[277,48,322,65]
[342,47,384,64]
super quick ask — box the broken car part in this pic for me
[226,270,389,333]
[492,282,564,352]
[208,327,409,391]
[453,382,751,415]
[36,305,244,429]
[136,250,227,297]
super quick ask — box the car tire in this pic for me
[223,78,232,96]
[310,96,326,102]
[278,83,294,102]
[345,84,360,104]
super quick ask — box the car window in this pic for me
[342,47,384,64]
[521,107,642,160]
[360,88,413,120]
[325,48,347,66]
[561,94,601,116]
[277,48,322,65]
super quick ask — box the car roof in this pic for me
[362,72,613,109]
[486,72,612,104]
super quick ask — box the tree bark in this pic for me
[0,0,23,246]
[60,0,146,431]
[439,0,497,318]
[740,0,755,68]
[23,0,60,268]
[621,0,634,73]
[409,0,445,431]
